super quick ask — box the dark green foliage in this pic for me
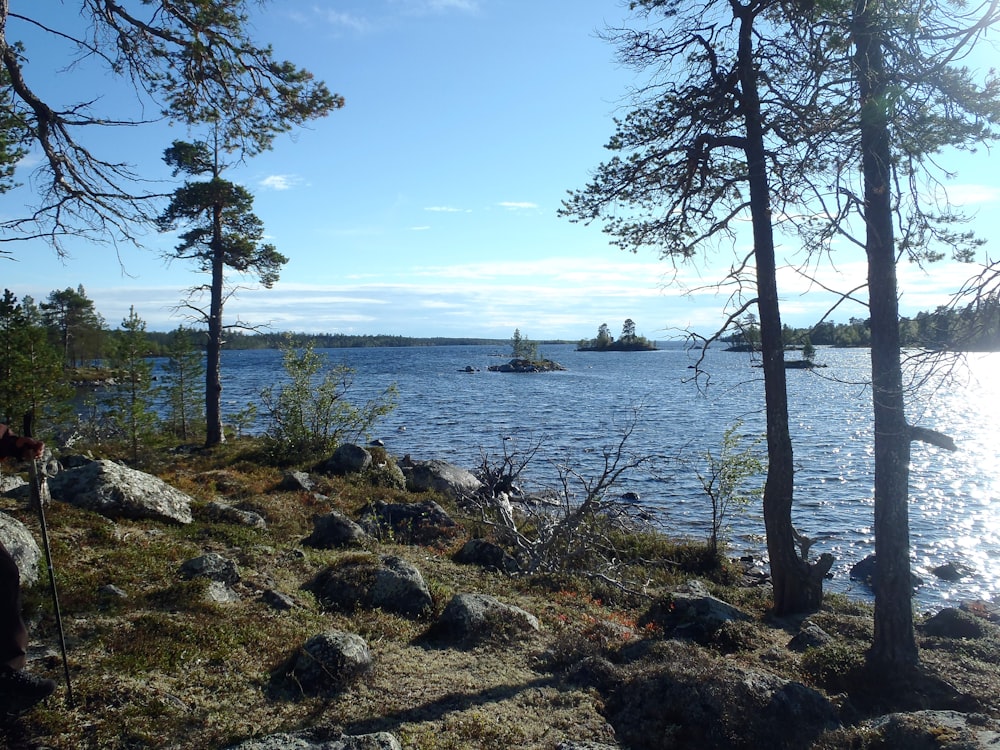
[162,326,206,440]
[157,138,290,446]
[158,141,288,289]
[40,286,105,368]
[509,328,539,360]
[258,338,398,463]
[578,319,657,351]
[0,59,29,194]
[0,289,70,432]
[801,642,867,692]
[104,307,159,464]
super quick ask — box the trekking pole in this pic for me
[29,459,74,709]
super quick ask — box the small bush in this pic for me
[801,642,866,691]
[257,338,397,464]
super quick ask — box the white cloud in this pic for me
[497,201,538,210]
[424,206,468,213]
[428,0,479,10]
[409,225,432,231]
[391,0,480,15]
[314,9,371,32]
[259,175,300,191]
[937,183,1000,206]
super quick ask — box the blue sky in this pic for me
[3,1,1000,339]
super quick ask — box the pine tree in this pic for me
[157,138,288,447]
[40,286,105,368]
[162,326,205,441]
[0,289,68,432]
[106,306,158,464]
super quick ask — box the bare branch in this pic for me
[908,425,958,451]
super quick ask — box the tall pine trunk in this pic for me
[205,202,226,447]
[854,0,918,669]
[737,5,828,614]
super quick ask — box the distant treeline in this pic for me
[142,330,546,353]
[727,296,1000,351]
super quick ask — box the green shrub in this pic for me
[257,338,397,463]
[801,642,866,691]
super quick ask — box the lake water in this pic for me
[210,342,999,613]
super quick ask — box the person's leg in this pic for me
[0,541,55,713]
[0,542,28,671]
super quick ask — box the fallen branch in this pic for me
[908,425,958,452]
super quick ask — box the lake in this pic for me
[209,342,999,613]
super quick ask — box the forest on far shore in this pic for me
[724,296,1000,352]
[9,285,1000,362]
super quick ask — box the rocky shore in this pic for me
[1,444,999,749]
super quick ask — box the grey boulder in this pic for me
[47,460,194,524]
[290,630,373,694]
[432,592,540,644]
[307,554,432,618]
[0,512,42,587]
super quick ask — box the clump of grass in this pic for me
[708,618,766,655]
[801,641,867,692]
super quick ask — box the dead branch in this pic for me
[908,425,958,451]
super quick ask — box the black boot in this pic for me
[0,666,56,714]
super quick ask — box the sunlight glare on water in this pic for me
[907,352,1000,606]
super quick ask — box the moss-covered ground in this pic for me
[1,440,998,749]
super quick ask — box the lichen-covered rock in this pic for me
[0,474,26,494]
[433,592,540,644]
[304,510,367,549]
[224,729,401,750]
[400,459,482,501]
[357,499,457,546]
[317,443,372,476]
[279,470,316,492]
[453,538,519,574]
[640,580,751,642]
[47,460,194,524]
[290,630,373,694]
[306,554,432,618]
[206,501,266,529]
[862,710,1000,750]
[262,589,296,611]
[364,459,407,490]
[229,731,403,750]
[0,511,42,587]
[605,643,840,750]
[180,552,240,586]
[788,621,833,652]
[922,607,994,640]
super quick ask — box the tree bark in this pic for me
[736,3,825,614]
[854,0,919,670]
[205,200,226,447]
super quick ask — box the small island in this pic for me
[487,329,566,372]
[577,319,658,352]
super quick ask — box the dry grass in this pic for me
[2,441,998,749]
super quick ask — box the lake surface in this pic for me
[211,342,999,613]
